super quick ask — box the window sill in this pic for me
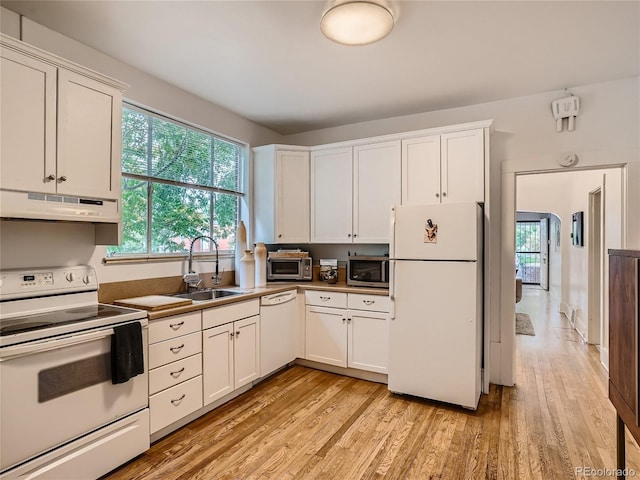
[102,252,234,265]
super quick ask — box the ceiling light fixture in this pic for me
[320,0,395,46]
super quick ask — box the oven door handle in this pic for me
[0,323,147,361]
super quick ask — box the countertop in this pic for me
[129,281,389,320]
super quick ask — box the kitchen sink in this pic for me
[172,289,244,301]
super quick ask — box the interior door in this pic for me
[540,217,549,290]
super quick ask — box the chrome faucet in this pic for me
[184,235,220,291]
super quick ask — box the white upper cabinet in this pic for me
[257,121,489,245]
[253,146,310,244]
[311,147,353,243]
[0,48,57,193]
[0,35,126,201]
[401,128,484,205]
[311,141,400,243]
[401,135,441,205]
[57,70,122,199]
[353,141,401,243]
[441,129,484,203]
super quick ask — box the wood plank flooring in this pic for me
[105,287,640,479]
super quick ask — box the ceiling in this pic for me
[3,1,638,135]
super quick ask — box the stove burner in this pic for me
[0,305,132,337]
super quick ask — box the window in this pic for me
[107,105,243,257]
[515,221,541,284]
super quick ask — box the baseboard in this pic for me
[600,346,609,372]
[294,359,388,384]
[489,342,502,385]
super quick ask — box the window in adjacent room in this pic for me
[106,104,243,258]
[515,221,541,284]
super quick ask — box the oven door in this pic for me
[0,321,148,472]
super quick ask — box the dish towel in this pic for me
[111,322,144,384]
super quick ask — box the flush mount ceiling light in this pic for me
[321,0,395,46]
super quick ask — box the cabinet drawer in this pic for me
[305,290,347,308]
[149,353,202,395]
[149,331,201,369]
[149,375,202,434]
[202,299,260,330]
[149,311,201,344]
[347,293,390,313]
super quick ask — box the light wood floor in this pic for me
[105,287,640,479]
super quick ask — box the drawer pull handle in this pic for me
[170,367,185,377]
[169,321,185,329]
[171,394,186,405]
[363,300,375,305]
[170,344,185,353]
[235,330,240,337]
[320,296,331,301]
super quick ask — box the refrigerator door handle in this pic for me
[389,206,396,261]
[389,260,396,320]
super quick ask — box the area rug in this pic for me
[516,312,536,336]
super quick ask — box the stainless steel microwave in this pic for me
[267,257,313,281]
[347,255,389,288]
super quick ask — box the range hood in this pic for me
[0,189,121,245]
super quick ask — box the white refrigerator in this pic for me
[389,202,483,410]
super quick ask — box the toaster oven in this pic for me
[267,256,313,281]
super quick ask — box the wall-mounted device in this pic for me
[571,211,584,246]
[551,94,580,132]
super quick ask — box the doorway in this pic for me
[501,166,625,385]
[588,188,602,346]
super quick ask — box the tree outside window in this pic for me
[107,106,242,256]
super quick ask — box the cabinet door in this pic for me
[57,69,122,199]
[276,150,310,243]
[202,324,234,406]
[233,315,260,388]
[441,129,484,203]
[0,49,57,193]
[353,141,401,243]
[311,147,353,243]
[401,135,441,205]
[305,306,347,367]
[348,310,389,374]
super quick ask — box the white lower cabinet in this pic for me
[305,305,348,367]
[202,300,260,406]
[149,376,203,434]
[305,291,389,374]
[348,310,388,374]
[148,311,203,434]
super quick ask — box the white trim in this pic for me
[1,33,128,91]
[308,120,494,151]
[501,155,632,387]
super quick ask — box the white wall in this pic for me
[517,169,622,347]
[0,10,283,283]
[284,76,640,386]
